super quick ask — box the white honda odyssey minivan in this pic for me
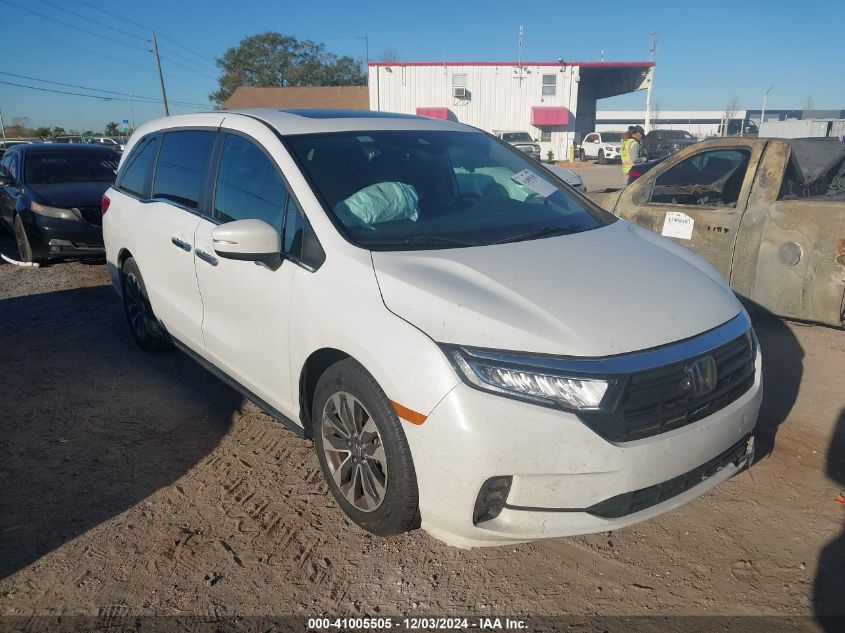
[103,109,762,548]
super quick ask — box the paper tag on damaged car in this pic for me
[661,212,694,240]
[511,169,557,198]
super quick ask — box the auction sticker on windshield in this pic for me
[511,169,557,198]
[661,211,694,240]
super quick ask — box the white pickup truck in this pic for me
[494,131,541,161]
[580,131,624,164]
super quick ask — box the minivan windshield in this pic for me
[285,130,612,250]
[24,151,120,185]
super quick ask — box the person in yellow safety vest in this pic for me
[621,125,647,184]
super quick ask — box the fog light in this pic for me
[473,476,512,525]
[50,245,60,252]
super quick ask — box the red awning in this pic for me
[416,107,450,120]
[531,107,570,126]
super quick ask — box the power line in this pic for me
[41,0,149,44]
[3,23,216,91]
[159,55,218,81]
[0,72,211,108]
[0,79,211,111]
[0,0,150,53]
[76,0,218,67]
[157,44,219,74]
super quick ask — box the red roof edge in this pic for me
[368,61,654,68]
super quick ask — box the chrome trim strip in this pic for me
[448,312,751,376]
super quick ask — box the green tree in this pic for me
[52,126,66,137]
[105,122,120,136]
[210,31,365,105]
[34,126,52,139]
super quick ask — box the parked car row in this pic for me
[579,129,701,163]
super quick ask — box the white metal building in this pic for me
[369,61,653,160]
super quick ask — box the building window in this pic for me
[540,129,552,142]
[542,74,556,96]
[452,74,468,99]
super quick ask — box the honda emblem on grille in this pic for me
[686,356,718,397]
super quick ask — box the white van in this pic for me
[103,109,762,547]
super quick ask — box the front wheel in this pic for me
[598,149,608,165]
[313,358,420,536]
[14,215,38,264]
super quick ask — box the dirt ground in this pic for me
[0,231,843,629]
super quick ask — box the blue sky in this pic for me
[0,0,840,132]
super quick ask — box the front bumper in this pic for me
[405,348,762,548]
[22,212,104,259]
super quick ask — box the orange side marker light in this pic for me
[390,400,427,425]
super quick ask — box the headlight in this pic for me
[605,146,615,152]
[31,202,81,221]
[444,346,613,411]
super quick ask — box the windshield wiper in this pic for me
[495,225,581,244]
[363,234,480,248]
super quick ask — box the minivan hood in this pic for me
[28,182,111,208]
[371,221,741,357]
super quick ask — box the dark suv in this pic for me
[642,130,698,159]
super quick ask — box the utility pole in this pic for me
[151,32,170,116]
[357,35,369,81]
[644,33,658,133]
[0,108,7,146]
[760,84,774,133]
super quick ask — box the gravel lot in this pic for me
[0,230,843,629]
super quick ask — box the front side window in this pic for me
[213,134,286,228]
[118,137,157,198]
[24,151,119,185]
[542,74,557,96]
[650,149,751,208]
[286,130,611,251]
[153,130,216,209]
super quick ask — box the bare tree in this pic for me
[380,48,400,63]
[804,95,815,114]
[722,96,740,136]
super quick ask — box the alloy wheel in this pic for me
[124,272,148,341]
[321,391,388,512]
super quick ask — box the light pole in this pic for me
[760,84,774,132]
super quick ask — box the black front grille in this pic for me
[580,332,756,443]
[586,435,752,518]
[75,206,102,226]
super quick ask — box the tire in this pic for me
[313,358,420,536]
[121,257,170,353]
[579,148,585,162]
[598,149,608,165]
[13,214,38,264]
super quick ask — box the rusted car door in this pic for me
[732,141,845,326]
[609,140,766,279]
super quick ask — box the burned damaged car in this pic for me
[589,138,845,327]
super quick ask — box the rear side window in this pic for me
[153,130,216,209]
[118,137,157,198]
[213,134,286,228]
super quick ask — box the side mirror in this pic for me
[211,219,281,268]
[533,138,539,142]
[0,173,15,187]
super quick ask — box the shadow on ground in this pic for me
[0,284,241,579]
[815,408,845,627]
[745,303,805,463]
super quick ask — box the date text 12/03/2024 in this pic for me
[307,617,528,630]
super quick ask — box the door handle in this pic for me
[171,236,192,252]
[195,248,218,266]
